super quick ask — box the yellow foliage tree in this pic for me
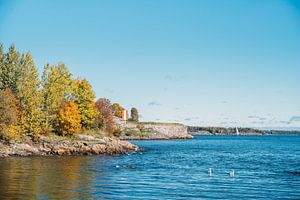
[72,79,97,129]
[112,103,124,118]
[0,88,22,142]
[58,101,81,136]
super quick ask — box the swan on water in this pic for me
[208,168,213,176]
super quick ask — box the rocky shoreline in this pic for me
[0,134,138,157]
[120,133,193,140]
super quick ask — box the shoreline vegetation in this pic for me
[0,43,144,157]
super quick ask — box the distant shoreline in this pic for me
[188,126,300,135]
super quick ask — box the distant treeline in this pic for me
[188,126,264,135]
[267,130,300,135]
[188,126,300,135]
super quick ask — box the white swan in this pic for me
[208,168,213,176]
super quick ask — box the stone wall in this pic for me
[142,124,188,137]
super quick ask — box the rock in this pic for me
[91,144,106,154]
[52,146,70,155]
[0,134,138,157]
[75,134,96,141]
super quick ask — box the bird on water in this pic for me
[208,168,213,176]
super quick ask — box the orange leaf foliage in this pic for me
[58,101,81,135]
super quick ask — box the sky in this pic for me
[0,0,300,129]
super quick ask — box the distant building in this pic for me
[114,109,129,130]
[122,110,129,121]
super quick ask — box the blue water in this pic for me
[0,135,299,199]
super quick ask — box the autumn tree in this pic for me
[58,101,81,135]
[0,88,21,142]
[0,44,21,93]
[17,52,44,136]
[72,79,97,129]
[42,63,73,132]
[95,98,115,133]
[130,107,139,122]
[112,103,124,118]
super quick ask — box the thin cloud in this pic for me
[277,116,300,125]
[104,88,114,94]
[148,101,161,106]
[247,116,266,121]
[163,74,185,82]
[251,121,265,124]
[164,74,173,81]
[248,115,256,119]
[279,121,290,124]
[288,116,300,123]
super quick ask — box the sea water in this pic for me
[0,135,299,199]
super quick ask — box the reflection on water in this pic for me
[0,135,300,199]
[0,156,111,199]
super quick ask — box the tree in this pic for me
[0,88,21,142]
[17,52,44,136]
[0,44,20,93]
[58,101,81,135]
[0,44,4,89]
[72,79,97,129]
[130,107,139,122]
[42,63,73,132]
[95,98,115,133]
[112,103,124,118]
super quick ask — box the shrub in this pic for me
[1,124,21,143]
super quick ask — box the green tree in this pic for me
[17,52,44,136]
[0,88,21,142]
[72,79,97,129]
[0,44,4,89]
[0,44,21,93]
[130,107,139,122]
[42,63,73,132]
[58,101,81,135]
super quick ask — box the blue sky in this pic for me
[0,0,300,128]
